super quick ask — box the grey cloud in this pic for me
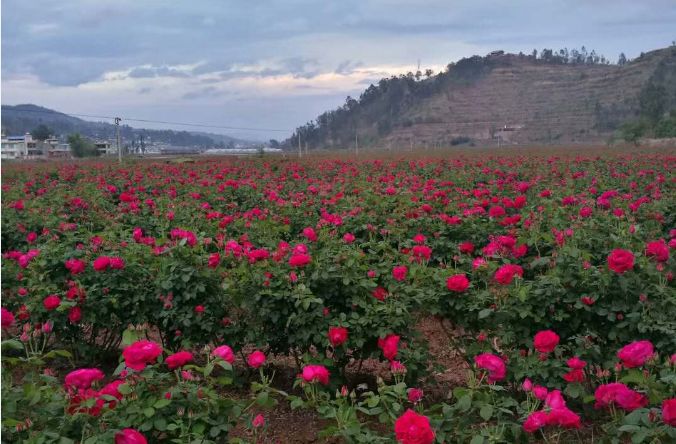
[2,0,675,134]
[128,66,191,79]
[279,57,320,78]
[335,60,364,74]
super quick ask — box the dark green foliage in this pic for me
[618,121,648,145]
[639,83,668,123]
[654,112,676,137]
[67,133,100,157]
[30,124,52,141]
[450,136,471,146]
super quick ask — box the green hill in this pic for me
[285,46,676,149]
[1,104,251,148]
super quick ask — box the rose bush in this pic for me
[2,152,674,442]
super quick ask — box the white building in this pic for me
[95,141,115,155]
[1,133,42,160]
[45,137,71,158]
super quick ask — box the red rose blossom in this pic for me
[166,351,193,369]
[301,364,330,385]
[662,398,676,426]
[533,330,560,354]
[115,429,147,444]
[607,249,634,274]
[378,334,400,361]
[474,353,506,382]
[617,340,654,368]
[645,240,669,262]
[247,350,266,368]
[122,340,162,371]
[92,256,111,271]
[1,307,15,329]
[64,368,104,390]
[446,274,470,292]
[289,253,311,267]
[392,265,407,281]
[494,264,523,285]
[394,409,435,444]
[43,294,61,311]
[212,345,235,363]
[328,326,348,347]
[594,383,647,411]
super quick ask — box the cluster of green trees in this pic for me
[526,46,619,65]
[30,124,52,142]
[284,47,618,150]
[67,133,100,158]
[618,113,676,145]
[618,77,676,144]
[29,124,101,158]
[285,54,507,150]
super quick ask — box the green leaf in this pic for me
[479,404,493,421]
[290,397,305,410]
[204,362,215,377]
[122,329,139,346]
[143,407,155,417]
[216,360,232,371]
[582,395,596,404]
[564,383,581,398]
[154,418,167,431]
[366,395,380,408]
[53,349,73,358]
[631,430,648,444]
[458,395,472,412]
[1,339,24,350]
[256,391,269,406]
[530,257,550,268]
[623,410,643,425]
[153,398,171,409]
[192,422,206,435]
[478,309,492,319]
[470,435,485,444]
[621,369,645,385]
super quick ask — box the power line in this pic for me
[4,103,616,136]
[2,106,290,133]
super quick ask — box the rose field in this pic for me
[1,148,675,443]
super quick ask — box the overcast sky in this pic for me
[2,0,675,140]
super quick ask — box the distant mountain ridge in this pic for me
[1,104,252,147]
[286,46,676,149]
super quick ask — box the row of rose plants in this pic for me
[2,153,675,441]
[3,321,674,442]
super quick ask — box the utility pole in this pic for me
[115,117,122,163]
[297,132,302,158]
[355,131,359,157]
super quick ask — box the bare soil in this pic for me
[229,315,469,443]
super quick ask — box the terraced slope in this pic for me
[386,48,675,145]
